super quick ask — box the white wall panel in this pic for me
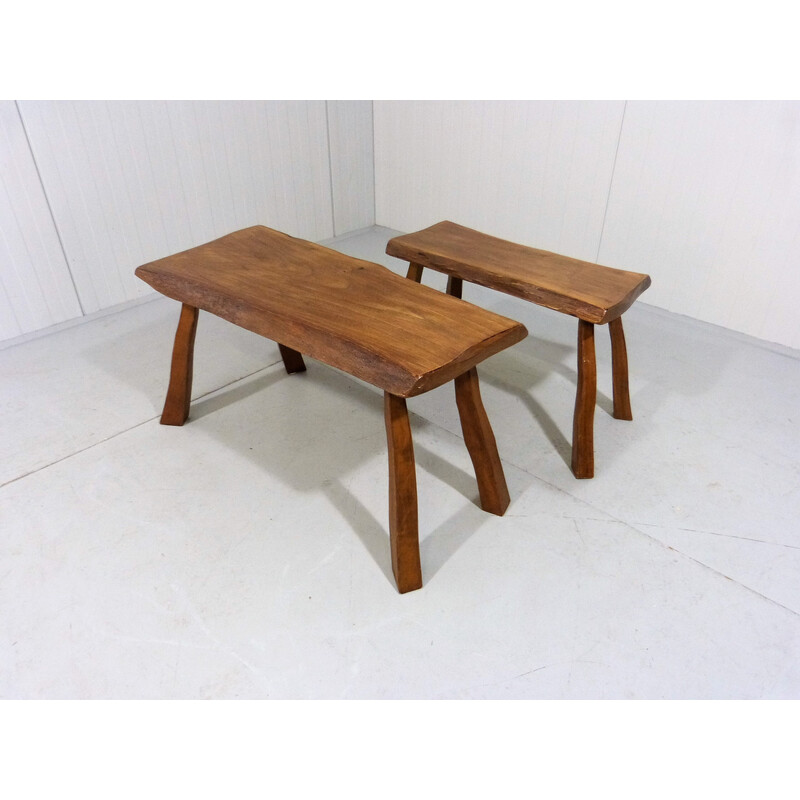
[598,101,800,349]
[374,100,625,262]
[17,101,334,314]
[8,100,798,350]
[327,100,374,235]
[0,101,81,340]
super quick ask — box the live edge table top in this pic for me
[386,221,652,324]
[135,225,527,398]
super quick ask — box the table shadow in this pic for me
[188,361,533,590]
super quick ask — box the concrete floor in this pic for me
[2,226,799,699]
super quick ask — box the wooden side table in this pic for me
[136,225,527,592]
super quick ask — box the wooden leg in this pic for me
[446,275,463,299]
[278,343,307,374]
[609,317,633,421]
[406,263,424,282]
[455,367,511,515]
[384,392,423,593]
[161,304,199,426]
[572,320,596,479]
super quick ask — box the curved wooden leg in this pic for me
[455,367,511,515]
[572,320,596,479]
[609,317,633,421]
[446,275,463,299]
[278,343,307,374]
[161,304,199,426]
[406,263,424,282]
[384,392,423,593]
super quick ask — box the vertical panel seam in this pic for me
[371,100,376,227]
[324,100,337,237]
[15,101,86,315]
[594,100,627,264]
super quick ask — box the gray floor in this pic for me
[2,226,799,699]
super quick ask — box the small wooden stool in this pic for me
[386,221,651,478]
[135,225,526,593]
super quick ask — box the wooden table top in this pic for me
[135,226,527,397]
[386,221,651,324]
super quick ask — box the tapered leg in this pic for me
[278,343,307,374]
[608,317,633,421]
[572,320,596,478]
[446,275,463,299]
[384,392,423,593]
[406,263,424,282]
[161,304,199,426]
[455,367,511,515]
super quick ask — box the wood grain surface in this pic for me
[609,317,633,421]
[387,220,651,324]
[572,320,597,479]
[160,303,198,426]
[454,368,510,515]
[136,225,527,398]
[384,392,423,593]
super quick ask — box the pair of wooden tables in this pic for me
[136,223,650,593]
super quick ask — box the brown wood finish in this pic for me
[136,226,526,398]
[387,220,651,324]
[608,317,633,421]
[454,368,510,515]
[572,320,596,479]
[388,221,651,479]
[384,392,423,593]
[137,226,523,593]
[160,303,198,426]
[406,262,424,282]
[278,343,307,374]
[446,275,463,299]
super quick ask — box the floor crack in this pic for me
[0,359,283,490]
[633,522,800,551]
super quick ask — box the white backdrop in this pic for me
[375,100,800,349]
[0,100,374,341]
[3,100,799,349]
